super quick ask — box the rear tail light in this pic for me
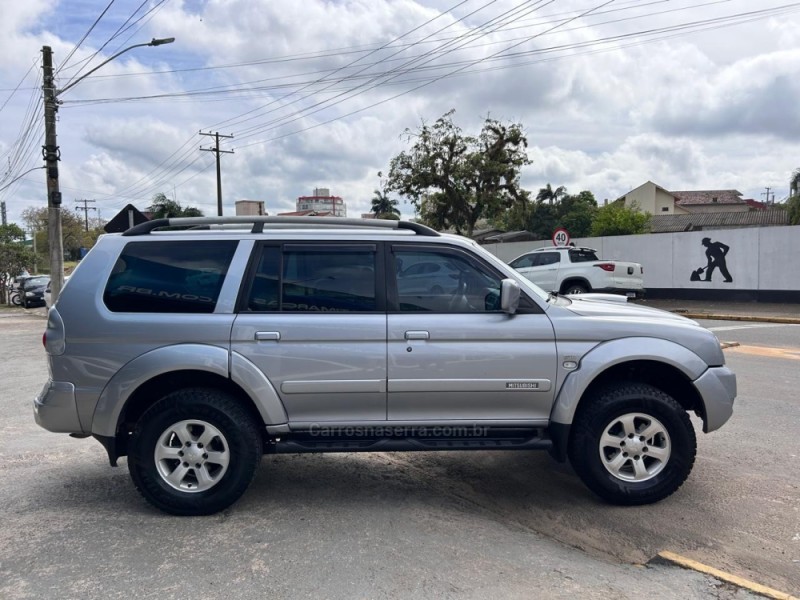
[42,332,47,347]
[594,263,616,272]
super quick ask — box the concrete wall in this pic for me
[483,225,800,301]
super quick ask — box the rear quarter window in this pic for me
[104,240,238,313]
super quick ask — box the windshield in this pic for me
[24,277,49,288]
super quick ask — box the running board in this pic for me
[270,434,552,454]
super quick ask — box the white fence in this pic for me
[482,225,800,301]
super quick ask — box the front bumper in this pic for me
[693,366,737,432]
[34,380,83,433]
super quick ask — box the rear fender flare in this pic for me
[91,344,287,437]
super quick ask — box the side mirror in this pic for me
[500,278,520,314]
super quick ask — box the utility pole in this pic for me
[42,46,65,299]
[200,131,234,216]
[40,38,174,300]
[762,187,774,205]
[75,198,96,231]
[1,201,6,226]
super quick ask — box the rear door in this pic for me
[387,244,557,422]
[231,242,387,424]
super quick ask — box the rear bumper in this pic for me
[694,366,737,432]
[34,380,83,433]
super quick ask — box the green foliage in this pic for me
[385,110,531,237]
[0,223,34,303]
[370,189,400,220]
[590,201,650,237]
[21,206,102,264]
[149,193,204,218]
[535,183,566,205]
[495,186,597,240]
[0,223,26,244]
[787,194,800,225]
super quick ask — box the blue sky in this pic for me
[2,0,800,226]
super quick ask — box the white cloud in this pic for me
[2,0,799,226]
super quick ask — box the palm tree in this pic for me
[535,183,567,205]
[370,189,400,219]
[790,168,800,198]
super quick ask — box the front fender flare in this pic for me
[550,337,708,426]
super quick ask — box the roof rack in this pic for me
[121,216,440,237]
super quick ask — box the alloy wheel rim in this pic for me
[154,419,230,493]
[598,412,671,482]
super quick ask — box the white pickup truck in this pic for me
[508,246,645,298]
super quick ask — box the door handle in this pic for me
[255,331,281,341]
[404,330,429,340]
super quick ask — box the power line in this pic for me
[206,0,477,132]
[58,0,117,73]
[235,0,631,149]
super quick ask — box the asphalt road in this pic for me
[1,310,796,598]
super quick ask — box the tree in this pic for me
[495,187,597,240]
[590,201,650,237]
[558,190,598,238]
[535,183,567,205]
[0,223,34,303]
[21,206,96,265]
[788,169,800,225]
[385,110,531,237]
[370,189,400,220]
[148,193,204,218]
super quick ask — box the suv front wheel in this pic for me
[568,383,696,505]
[128,388,261,515]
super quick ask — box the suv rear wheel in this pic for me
[128,388,261,515]
[568,383,696,505]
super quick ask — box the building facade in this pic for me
[235,200,267,216]
[620,181,689,215]
[296,188,347,217]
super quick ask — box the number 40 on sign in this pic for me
[552,227,570,247]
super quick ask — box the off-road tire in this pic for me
[568,382,696,505]
[128,388,262,516]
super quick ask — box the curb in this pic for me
[672,312,800,325]
[649,551,798,600]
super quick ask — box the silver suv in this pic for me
[35,217,736,515]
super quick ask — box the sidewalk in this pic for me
[634,299,800,324]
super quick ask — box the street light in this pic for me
[42,37,175,299]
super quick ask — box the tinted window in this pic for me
[568,249,599,262]
[104,241,237,313]
[247,246,280,311]
[245,245,377,312]
[538,253,560,266]
[394,249,501,313]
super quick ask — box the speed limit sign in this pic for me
[552,227,570,247]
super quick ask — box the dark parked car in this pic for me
[21,276,49,308]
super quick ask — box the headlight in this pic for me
[26,292,35,297]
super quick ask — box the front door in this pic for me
[387,244,557,422]
[231,243,387,424]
